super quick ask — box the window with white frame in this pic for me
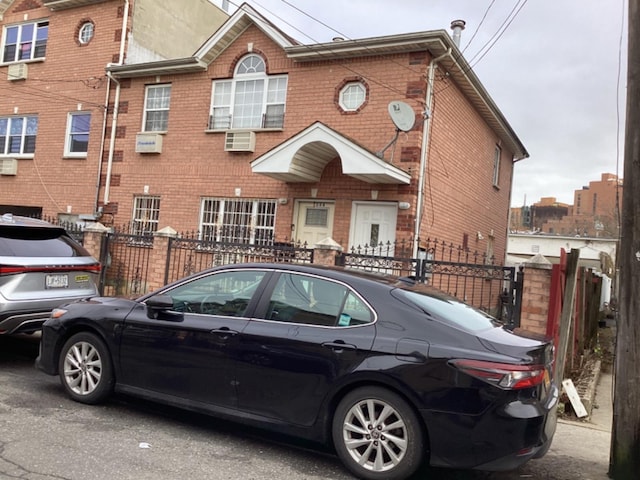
[65,112,91,156]
[200,198,276,245]
[131,196,160,236]
[339,82,366,111]
[78,22,94,45]
[492,144,501,187]
[0,116,38,155]
[2,21,49,63]
[209,54,287,130]
[143,84,171,132]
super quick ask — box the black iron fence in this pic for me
[338,238,522,326]
[96,228,313,297]
[164,235,313,285]
[46,216,522,325]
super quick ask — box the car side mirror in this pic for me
[146,294,179,320]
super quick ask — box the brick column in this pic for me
[147,226,178,292]
[519,254,553,336]
[83,222,109,261]
[312,237,343,267]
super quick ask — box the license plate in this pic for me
[46,274,69,289]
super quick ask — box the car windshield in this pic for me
[393,288,500,333]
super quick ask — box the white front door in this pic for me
[294,201,335,247]
[349,202,398,254]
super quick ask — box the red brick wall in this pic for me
[0,0,125,216]
[424,74,514,262]
[99,23,516,258]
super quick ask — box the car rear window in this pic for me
[393,288,499,333]
[0,227,90,257]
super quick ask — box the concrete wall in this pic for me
[128,0,228,63]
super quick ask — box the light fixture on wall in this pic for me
[278,198,288,205]
[398,202,410,210]
[311,188,318,198]
[371,190,379,200]
[476,231,484,240]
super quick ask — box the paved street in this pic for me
[1,334,611,480]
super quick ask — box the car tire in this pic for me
[58,332,114,405]
[332,386,424,480]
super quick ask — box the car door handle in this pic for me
[209,328,239,340]
[322,341,357,353]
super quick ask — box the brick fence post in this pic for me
[83,222,109,261]
[312,237,343,266]
[519,253,553,336]
[147,226,178,292]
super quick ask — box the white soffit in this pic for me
[251,122,411,185]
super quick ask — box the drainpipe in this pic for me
[102,0,129,207]
[413,47,451,257]
[103,72,121,206]
[94,74,111,215]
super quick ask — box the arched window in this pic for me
[209,54,288,130]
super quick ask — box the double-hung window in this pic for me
[2,21,48,63]
[131,196,160,236]
[209,54,287,130]
[143,84,171,132]
[0,116,38,155]
[65,112,91,157]
[200,198,276,245]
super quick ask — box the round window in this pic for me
[78,22,95,44]
[339,82,366,111]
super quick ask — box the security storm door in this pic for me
[349,202,398,254]
[294,201,335,246]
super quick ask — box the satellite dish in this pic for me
[388,101,415,132]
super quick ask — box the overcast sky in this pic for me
[216,0,628,207]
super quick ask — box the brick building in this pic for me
[0,0,227,216]
[2,1,528,262]
[510,173,622,238]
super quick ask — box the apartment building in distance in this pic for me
[510,173,622,238]
[2,1,529,262]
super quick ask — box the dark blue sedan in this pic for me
[36,263,557,480]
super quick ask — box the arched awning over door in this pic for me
[250,122,411,184]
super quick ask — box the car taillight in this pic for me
[450,359,546,390]
[0,263,101,275]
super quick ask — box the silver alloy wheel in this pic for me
[63,340,103,396]
[341,398,408,473]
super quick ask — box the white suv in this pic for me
[0,214,100,335]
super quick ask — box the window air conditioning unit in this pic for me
[0,158,18,175]
[135,133,163,154]
[224,131,256,152]
[7,63,28,81]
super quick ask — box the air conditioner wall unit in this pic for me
[224,131,256,152]
[7,63,28,81]
[0,158,18,175]
[135,133,163,154]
